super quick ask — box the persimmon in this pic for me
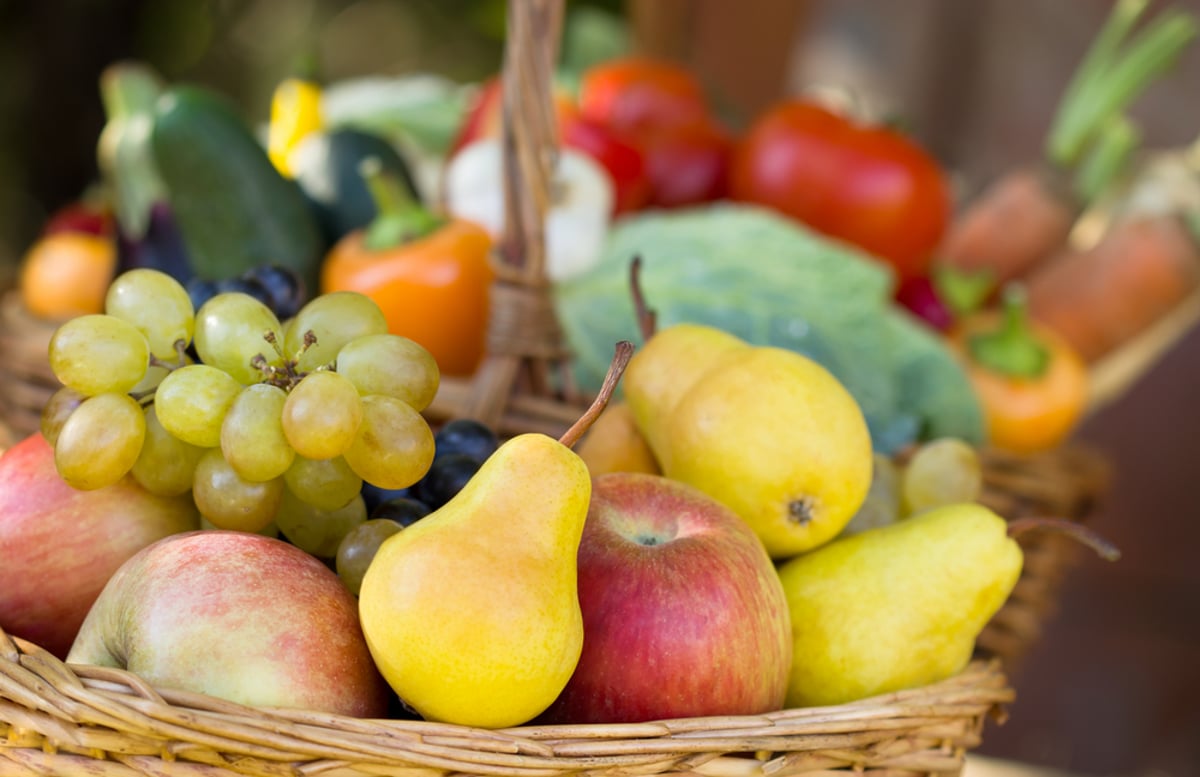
[18,232,117,321]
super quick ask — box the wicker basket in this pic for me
[0,290,58,442]
[0,624,1012,777]
[0,1,1119,773]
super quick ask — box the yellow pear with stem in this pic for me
[358,342,634,728]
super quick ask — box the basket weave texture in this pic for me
[0,625,1011,777]
[0,1,1115,774]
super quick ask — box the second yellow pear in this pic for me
[627,323,873,559]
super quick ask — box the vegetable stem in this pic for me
[1073,115,1141,204]
[1046,2,1197,173]
[967,285,1050,380]
[360,157,442,250]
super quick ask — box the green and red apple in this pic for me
[0,433,199,658]
[68,530,390,717]
[539,472,793,724]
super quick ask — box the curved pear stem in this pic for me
[559,340,635,449]
[1007,517,1122,562]
[628,255,658,342]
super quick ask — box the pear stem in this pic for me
[1007,517,1122,561]
[628,255,658,342]
[559,340,635,449]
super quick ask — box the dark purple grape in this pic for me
[413,452,482,509]
[216,276,275,308]
[244,264,307,319]
[361,482,413,513]
[369,497,433,527]
[186,277,221,312]
[434,419,499,464]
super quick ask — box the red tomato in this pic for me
[449,77,579,156]
[730,100,952,280]
[560,116,652,215]
[640,119,732,208]
[42,202,113,238]
[578,57,710,135]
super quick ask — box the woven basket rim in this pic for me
[1,622,1013,776]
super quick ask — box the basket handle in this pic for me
[425,0,585,435]
[498,0,564,281]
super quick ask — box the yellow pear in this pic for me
[358,432,590,728]
[776,502,1023,708]
[575,401,661,476]
[623,323,747,460]
[661,345,873,558]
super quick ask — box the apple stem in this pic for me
[1007,517,1122,561]
[628,255,658,342]
[559,340,635,449]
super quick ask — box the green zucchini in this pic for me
[151,85,326,290]
[291,127,422,245]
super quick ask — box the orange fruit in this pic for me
[18,232,117,321]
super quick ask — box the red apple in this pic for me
[0,433,199,658]
[67,530,389,717]
[539,472,793,724]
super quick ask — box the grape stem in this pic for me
[558,340,635,449]
[1007,516,1122,561]
[138,339,196,404]
[253,329,331,391]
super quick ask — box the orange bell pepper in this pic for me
[320,159,494,377]
[950,285,1089,455]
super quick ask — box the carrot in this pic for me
[1027,212,1200,363]
[937,165,1078,285]
[937,0,1196,288]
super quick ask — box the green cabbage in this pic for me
[553,203,984,454]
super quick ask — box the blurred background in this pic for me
[1,1,1197,775]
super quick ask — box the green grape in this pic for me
[54,392,146,490]
[336,333,440,411]
[283,455,362,511]
[283,291,387,372]
[336,518,403,596]
[901,437,984,516]
[343,394,435,490]
[221,383,294,482]
[192,448,284,532]
[48,314,149,396]
[155,364,243,448]
[840,453,902,537]
[105,268,195,360]
[40,386,85,446]
[194,292,285,384]
[132,404,205,497]
[274,487,367,558]
[281,371,363,459]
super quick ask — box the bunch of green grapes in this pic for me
[44,268,440,557]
